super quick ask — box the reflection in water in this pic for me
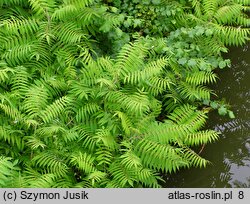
[164,44,250,187]
[233,177,250,188]
[214,118,250,134]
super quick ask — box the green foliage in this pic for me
[203,99,236,118]
[0,156,20,187]
[187,0,250,46]
[0,0,249,188]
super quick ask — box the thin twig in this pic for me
[198,144,206,155]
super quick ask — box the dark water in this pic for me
[164,44,250,187]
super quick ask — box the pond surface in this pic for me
[164,44,250,187]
